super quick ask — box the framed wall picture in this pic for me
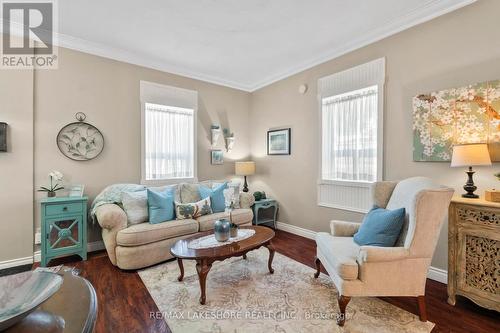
[211,149,224,165]
[267,128,291,155]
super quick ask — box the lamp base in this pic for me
[461,193,479,199]
[462,167,479,199]
[242,176,249,193]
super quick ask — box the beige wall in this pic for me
[249,0,500,270]
[0,38,34,263]
[33,47,251,243]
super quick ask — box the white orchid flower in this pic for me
[49,170,63,181]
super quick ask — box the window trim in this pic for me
[317,58,385,212]
[140,81,198,186]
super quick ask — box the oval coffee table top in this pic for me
[170,226,275,259]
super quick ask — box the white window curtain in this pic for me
[140,81,198,184]
[144,103,194,180]
[317,58,385,213]
[322,86,378,182]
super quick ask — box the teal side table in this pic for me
[40,196,88,267]
[252,198,278,229]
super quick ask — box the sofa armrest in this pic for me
[95,204,127,231]
[357,246,409,263]
[239,192,255,209]
[330,220,361,237]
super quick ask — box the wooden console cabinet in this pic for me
[448,196,499,312]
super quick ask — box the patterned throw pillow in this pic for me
[213,181,241,208]
[122,190,148,225]
[175,197,212,220]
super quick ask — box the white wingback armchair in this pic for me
[314,177,454,326]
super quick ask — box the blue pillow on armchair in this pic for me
[199,182,227,213]
[147,188,175,224]
[353,206,406,247]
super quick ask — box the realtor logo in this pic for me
[1,0,58,68]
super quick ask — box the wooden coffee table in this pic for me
[170,226,275,305]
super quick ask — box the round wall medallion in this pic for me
[56,113,104,161]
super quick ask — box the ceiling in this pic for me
[51,0,475,91]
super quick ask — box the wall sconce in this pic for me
[0,122,7,152]
[211,124,221,148]
[223,128,235,152]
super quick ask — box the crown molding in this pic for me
[55,32,255,92]
[248,0,476,91]
[1,0,475,92]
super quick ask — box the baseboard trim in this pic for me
[1,241,107,268]
[427,266,448,284]
[0,256,35,270]
[276,221,316,240]
[276,221,448,284]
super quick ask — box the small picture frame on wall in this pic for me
[267,128,291,155]
[68,185,85,197]
[211,150,224,165]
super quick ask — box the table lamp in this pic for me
[451,143,492,198]
[235,161,255,192]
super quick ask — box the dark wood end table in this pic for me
[170,226,275,305]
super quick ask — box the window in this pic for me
[321,85,378,182]
[141,81,197,184]
[318,58,385,212]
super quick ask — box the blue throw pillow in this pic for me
[147,188,175,224]
[353,206,406,247]
[199,182,227,213]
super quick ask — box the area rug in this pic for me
[139,248,434,333]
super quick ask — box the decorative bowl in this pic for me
[0,271,63,330]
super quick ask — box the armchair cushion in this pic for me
[353,206,405,247]
[358,246,409,263]
[315,232,360,280]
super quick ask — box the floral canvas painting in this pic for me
[413,80,500,161]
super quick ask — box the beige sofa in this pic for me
[95,184,254,270]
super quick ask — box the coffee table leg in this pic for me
[196,259,212,305]
[265,243,275,274]
[177,258,184,282]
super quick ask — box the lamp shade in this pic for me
[450,143,492,167]
[235,161,256,176]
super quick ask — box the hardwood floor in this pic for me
[37,229,499,333]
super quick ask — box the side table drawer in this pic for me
[45,202,83,217]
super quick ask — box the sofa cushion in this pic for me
[179,183,201,203]
[117,219,198,246]
[229,209,253,225]
[196,209,253,231]
[315,232,360,280]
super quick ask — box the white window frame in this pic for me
[317,58,385,212]
[140,81,198,185]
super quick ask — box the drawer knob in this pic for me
[63,206,68,211]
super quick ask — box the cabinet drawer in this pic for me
[456,204,500,228]
[45,202,83,216]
